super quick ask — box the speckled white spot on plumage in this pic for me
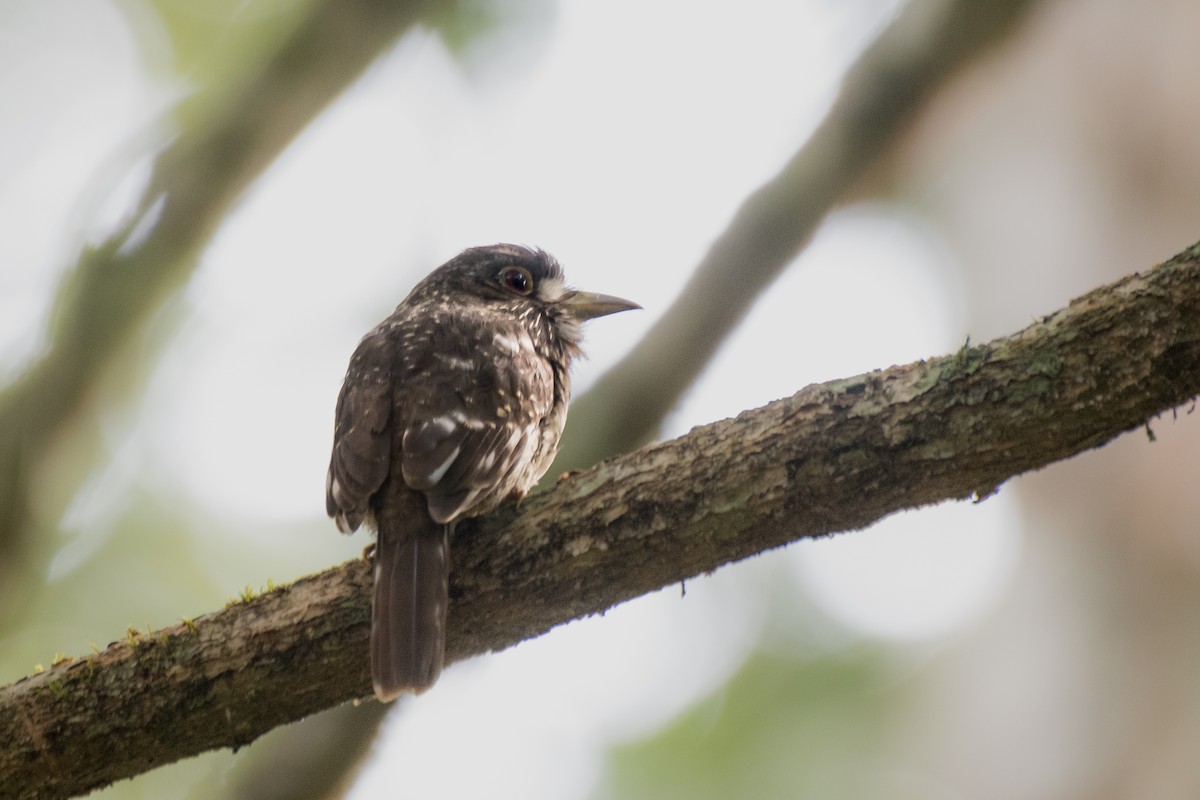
[428,415,458,436]
[492,332,520,353]
[435,353,475,370]
[506,425,524,450]
[449,409,488,430]
[427,445,461,484]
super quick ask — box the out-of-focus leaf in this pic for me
[596,648,901,800]
[114,0,315,88]
[427,0,554,57]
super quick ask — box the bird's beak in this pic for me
[563,290,641,320]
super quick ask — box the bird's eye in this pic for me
[502,267,534,295]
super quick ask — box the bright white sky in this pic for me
[0,1,1021,798]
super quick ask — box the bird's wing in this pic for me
[400,321,557,524]
[326,330,394,533]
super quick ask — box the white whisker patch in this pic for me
[539,276,565,302]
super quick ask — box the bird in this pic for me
[326,244,639,701]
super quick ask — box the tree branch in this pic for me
[4,240,1199,798]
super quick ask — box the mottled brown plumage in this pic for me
[327,244,638,700]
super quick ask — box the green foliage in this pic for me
[115,0,313,87]
[597,648,903,800]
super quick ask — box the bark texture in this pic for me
[4,241,1200,799]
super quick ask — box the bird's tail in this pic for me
[371,518,449,700]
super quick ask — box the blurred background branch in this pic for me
[0,0,436,625]
[552,0,1039,472]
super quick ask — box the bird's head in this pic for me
[412,243,640,352]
